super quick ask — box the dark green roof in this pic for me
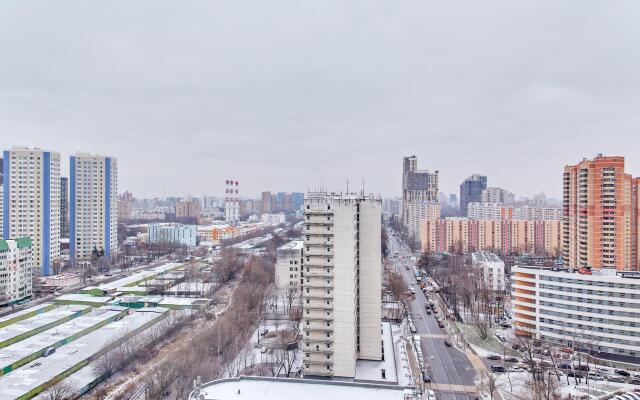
[0,237,32,251]
[16,237,32,249]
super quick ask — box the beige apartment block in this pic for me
[302,192,382,378]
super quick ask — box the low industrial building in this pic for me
[148,223,197,247]
[261,213,286,225]
[512,266,640,364]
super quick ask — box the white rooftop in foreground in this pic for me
[355,322,398,385]
[0,305,90,345]
[192,376,409,400]
[0,303,52,325]
[0,309,168,400]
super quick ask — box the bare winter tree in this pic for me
[41,382,77,400]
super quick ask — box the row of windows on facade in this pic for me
[541,331,639,357]
[540,276,640,290]
[539,292,640,309]
[540,309,640,329]
[539,325,640,349]
[540,284,640,299]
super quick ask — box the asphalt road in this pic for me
[388,232,479,400]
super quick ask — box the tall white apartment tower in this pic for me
[70,153,118,263]
[2,147,61,276]
[302,192,382,378]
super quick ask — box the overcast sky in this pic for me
[0,1,638,199]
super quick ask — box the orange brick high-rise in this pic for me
[563,155,640,271]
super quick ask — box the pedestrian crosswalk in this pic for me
[418,333,448,339]
[425,383,479,395]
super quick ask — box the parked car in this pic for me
[504,357,518,363]
[426,389,436,400]
[43,347,56,357]
[615,369,631,377]
[444,340,452,347]
[426,309,432,315]
[487,354,502,361]
[423,373,431,383]
[559,363,572,370]
[491,365,506,373]
[438,321,445,329]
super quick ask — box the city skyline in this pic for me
[1,1,638,198]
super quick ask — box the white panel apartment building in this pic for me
[480,187,514,204]
[302,193,382,378]
[70,153,118,263]
[471,251,506,292]
[2,147,60,276]
[0,238,33,305]
[405,202,440,244]
[275,240,303,292]
[467,202,562,221]
[513,266,640,364]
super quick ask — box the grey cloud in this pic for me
[0,0,638,198]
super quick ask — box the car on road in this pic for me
[605,375,626,383]
[491,365,506,373]
[422,373,431,383]
[487,354,501,361]
[444,339,452,347]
